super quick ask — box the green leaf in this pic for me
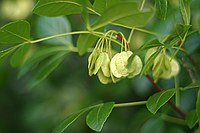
[36,52,67,81]
[146,89,176,114]
[86,102,114,132]
[0,45,20,64]
[0,20,30,44]
[92,2,153,30]
[140,39,164,50]
[10,44,31,67]
[33,0,92,17]
[19,45,68,77]
[185,110,198,129]
[53,105,98,133]
[155,0,168,20]
[183,81,200,90]
[197,91,200,120]
[179,0,191,25]
[141,118,164,133]
[93,0,121,14]
[77,34,99,56]
[164,24,191,48]
[36,16,72,45]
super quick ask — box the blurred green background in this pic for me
[0,0,200,133]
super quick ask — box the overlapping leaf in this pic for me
[92,2,154,30]
[10,44,31,67]
[86,102,114,132]
[33,0,93,17]
[185,110,198,129]
[0,20,30,44]
[19,45,69,80]
[53,105,96,133]
[146,89,176,114]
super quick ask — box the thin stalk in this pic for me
[128,28,135,44]
[175,77,180,107]
[171,31,188,61]
[30,30,123,48]
[140,0,146,11]
[30,31,91,44]
[134,27,162,37]
[111,23,162,37]
[161,114,186,125]
[114,101,147,108]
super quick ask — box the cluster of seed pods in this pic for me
[88,30,180,84]
[88,31,143,84]
[145,47,180,82]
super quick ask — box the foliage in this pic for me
[0,0,200,132]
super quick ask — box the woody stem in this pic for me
[146,75,186,118]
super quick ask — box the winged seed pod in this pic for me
[145,48,180,81]
[110,51,142,78]
[88,30,143,84]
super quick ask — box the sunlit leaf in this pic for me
[33,0,93,17]
[86,102,114,132]
[92,2,153,30]
[146,89,176,114]
[93,0,121,14]
[0,20,30,44]
[155,0,168,20]
[185,110,198,129]
[10,44,31,67]
[36,16,72,45]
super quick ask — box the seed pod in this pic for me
[115,51,132,76]
[110,53,122,78]
[161,56,180,79]
[145,48,157,63]
[160,55,172,79]
[128,55,143,78]
[97,69,112,84]
[93,52,105,75]
[88,49,100,76]
[101,52,111,77]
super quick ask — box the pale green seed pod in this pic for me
[161,56,180,79]
[152,54,164,80]
[128,55,143,78]
[115,51,132,76]
[110,53,122,78]
[88,49,100,76]
[170,58,180,77]
[159,55,172,79]
[101,52,111,77]
[97,69,112,84]
[145,48,157,63]
[93,52,105,75]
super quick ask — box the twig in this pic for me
[186,54,200,77]
[146,75,186,118]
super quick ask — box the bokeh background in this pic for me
[0,0,200,133]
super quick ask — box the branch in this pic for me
[146,75,186,118]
